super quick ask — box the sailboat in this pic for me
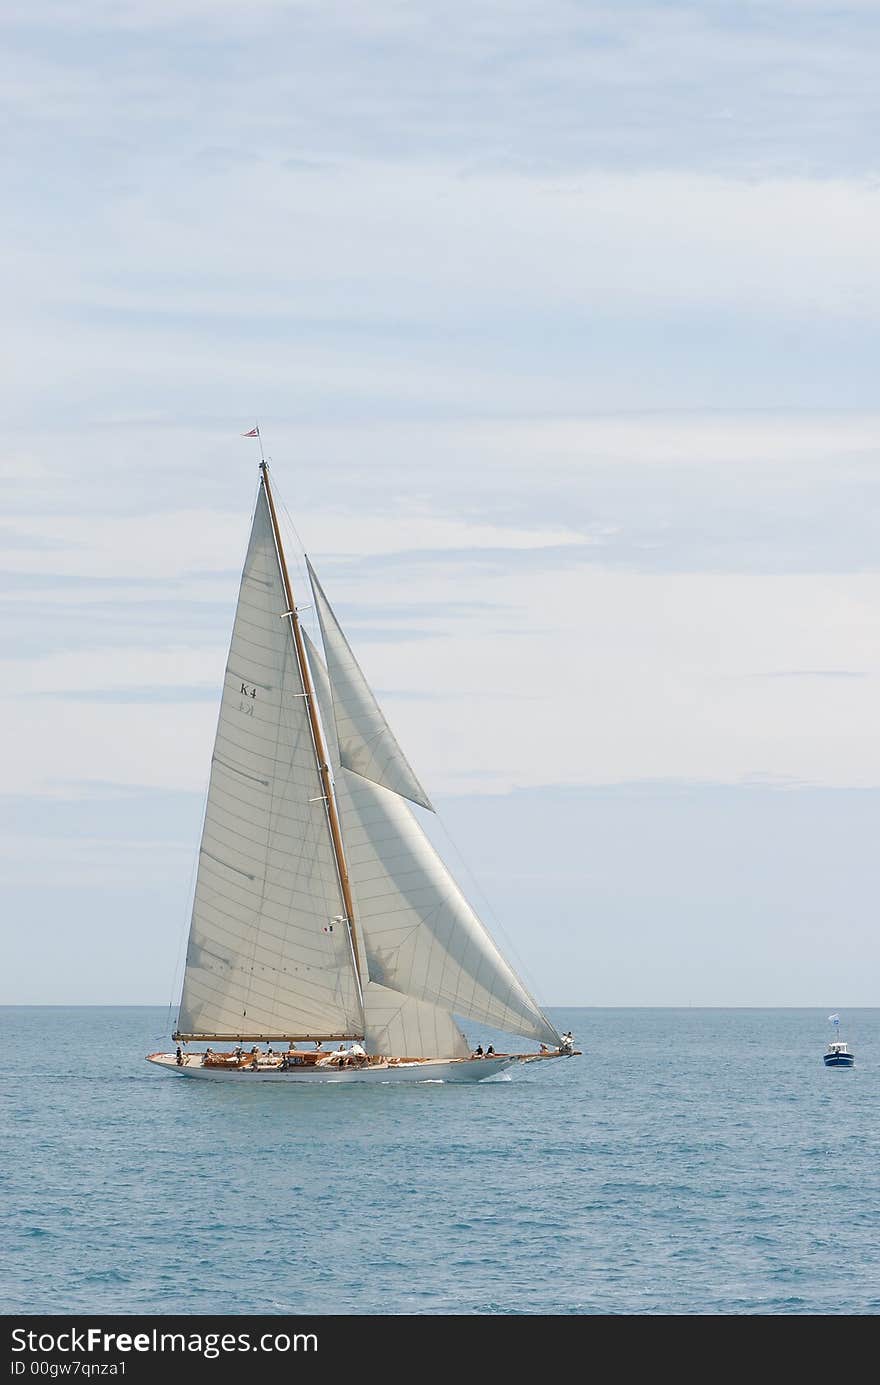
[147,455,579,1083]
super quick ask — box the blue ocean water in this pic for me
[1,1006,878,1316]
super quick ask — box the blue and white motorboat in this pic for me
[824,1041,854,1068]
[824,1015,854,1068]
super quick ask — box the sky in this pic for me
[3,1,880,1010]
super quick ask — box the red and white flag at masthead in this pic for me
[241,426,260,438]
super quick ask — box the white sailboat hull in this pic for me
[146,1052,523,1083]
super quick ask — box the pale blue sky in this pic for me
[3,2,879,1007]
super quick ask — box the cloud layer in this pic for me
[4,2,879,1002]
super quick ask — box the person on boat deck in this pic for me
[486,1045,495,1055]
[176,1046,183,1065]
[473,1044,484,1057]
[559,1032,574,1053]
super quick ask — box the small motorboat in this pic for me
[824,1014,854,1067]
[824,1041,854,1068]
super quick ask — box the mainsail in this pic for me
[176,486,364,1041]
[303,619,561,1053]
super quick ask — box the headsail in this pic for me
[176,487,364,1041]
[304,627,561,1051]
[307,558,433,811]
[362,982,471,1058]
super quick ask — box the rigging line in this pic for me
[429,806,552,1022]
[284,535,324,655]
[268,473,317,633]
[271,478,337,661]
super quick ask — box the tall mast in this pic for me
[259,461,365,991]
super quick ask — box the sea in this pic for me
[2,1006,878,1317]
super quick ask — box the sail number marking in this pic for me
[239,681,257,715]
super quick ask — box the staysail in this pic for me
[303,622,561,1052]
[175,487,364,1041]
[361,981,471,1059]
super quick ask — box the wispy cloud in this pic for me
[36,686,219,703]
[4,2,880,179]
[760,669,868,680]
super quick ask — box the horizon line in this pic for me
[1,1003,875,1012]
